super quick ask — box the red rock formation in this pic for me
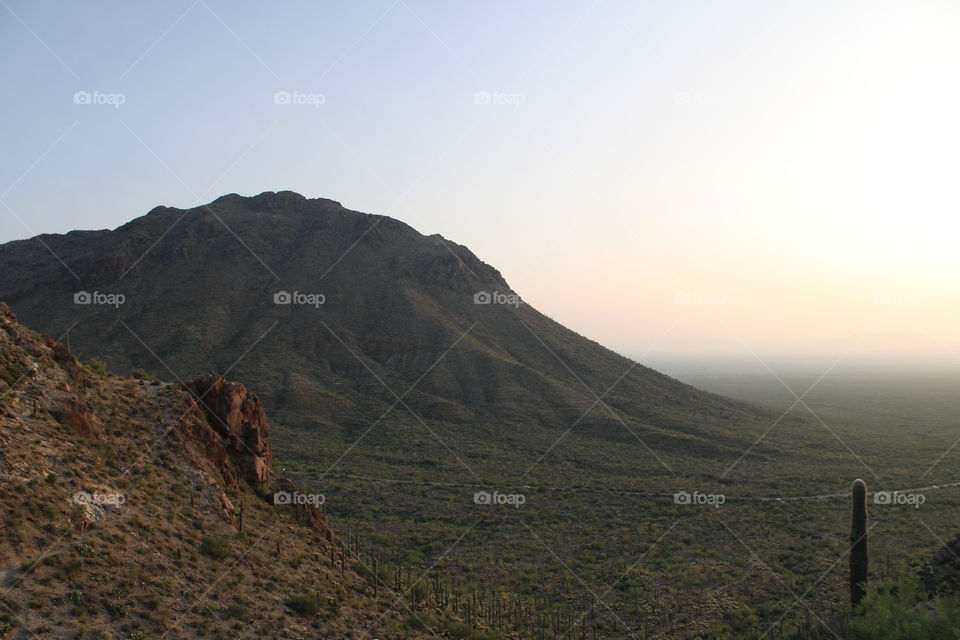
[51,398,103,438]
[182,374,273,491]
[173,398,236,492]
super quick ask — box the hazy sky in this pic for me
[2,1,958,368]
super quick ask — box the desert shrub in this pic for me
[54,559,83,580]
[199,536,230,560]
[127,368,156,381]
[105,598,127,618]
[87,359,110,376]
[404,614,429,630]
[223,602,247,619]
[285,592,321,616]
[846,574,960,639]
[71,542,94,556]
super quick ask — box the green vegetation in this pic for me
[127,367,157,382]
[285,592,321,616]
[847,576,960,639]
[199,535,230,560]
[86,358,110,375]
[222,601,248,619]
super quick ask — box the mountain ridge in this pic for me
[0,191,774,481]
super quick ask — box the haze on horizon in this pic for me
[2,1,958,370]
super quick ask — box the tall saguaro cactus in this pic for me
[850,478,868,608]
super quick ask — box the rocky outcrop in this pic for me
[173,399,237,494]
[181,374,273,492]
[173,378,335,536]
[50,398,103,438]
[0,303,101,439]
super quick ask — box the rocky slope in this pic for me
[0,303,446,639]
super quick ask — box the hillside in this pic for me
[0,191,776,471]
[0,302,456,639]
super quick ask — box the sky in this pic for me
[2,0,959,371]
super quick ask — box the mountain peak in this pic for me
[211,190,342,211]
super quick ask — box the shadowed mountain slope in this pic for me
[0,192,774,473]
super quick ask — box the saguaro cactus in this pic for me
[850,478,868,608]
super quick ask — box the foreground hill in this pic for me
[0,191,769,473]
[0,303,452,639]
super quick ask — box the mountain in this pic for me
[0,191,770,477]
[0,302,449,639]
[1,193,862,638]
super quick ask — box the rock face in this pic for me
[50,397,103,438]
[0,302,102,440]
[179,374,273,492]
